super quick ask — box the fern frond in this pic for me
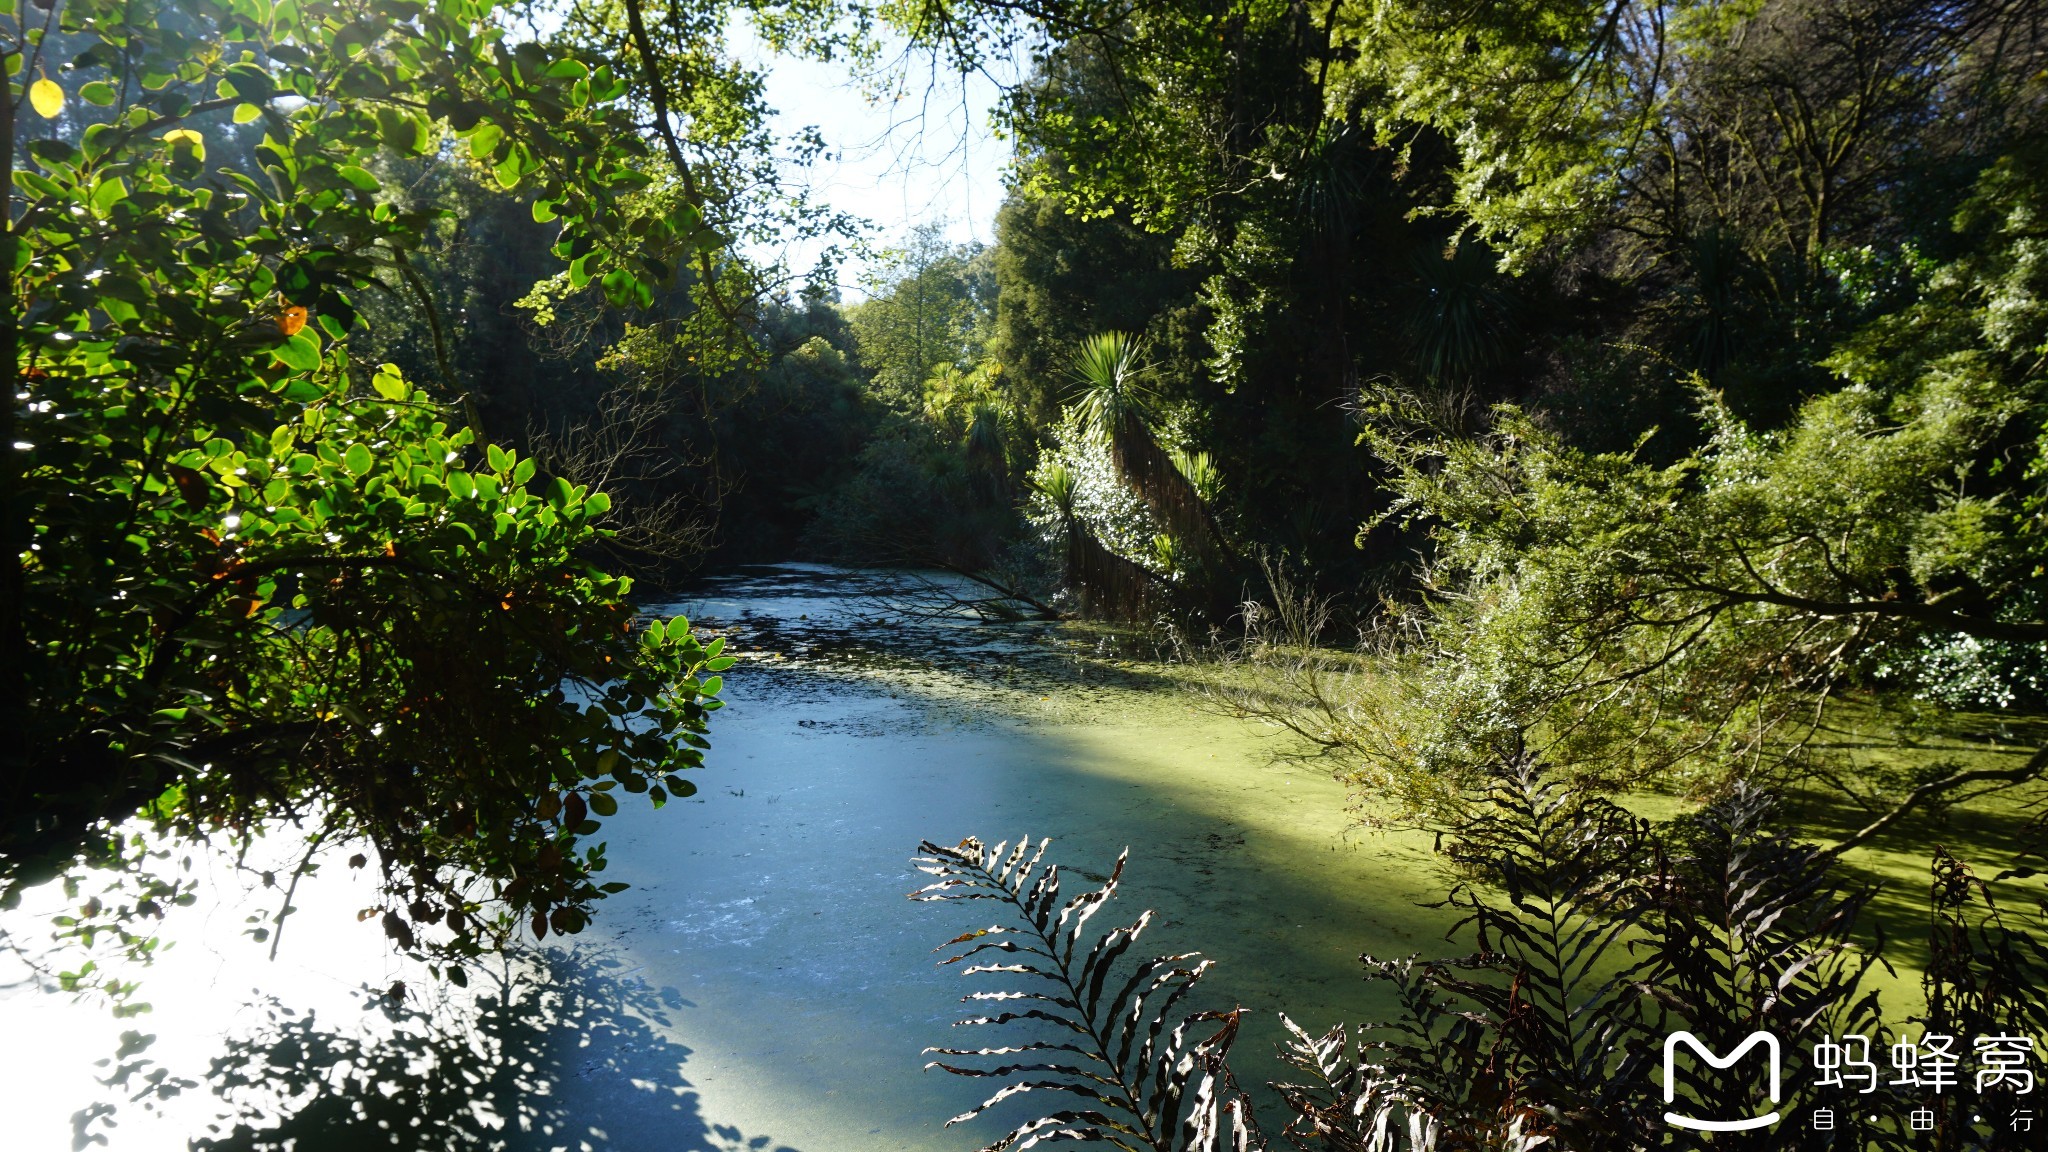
[912,836,1263,1152]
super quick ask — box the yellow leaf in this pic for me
[163,128,206,160]
[29,78,64,119]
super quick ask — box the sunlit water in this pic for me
[1,565,1456,1150]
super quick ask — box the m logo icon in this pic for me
[1663,1031,1782,1132]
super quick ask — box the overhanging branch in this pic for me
[1821,745,2048,860]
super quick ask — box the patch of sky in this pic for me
[727,13,1022,298]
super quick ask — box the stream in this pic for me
[0,565,1456,1150]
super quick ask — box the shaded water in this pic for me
[1,565,1458,1150]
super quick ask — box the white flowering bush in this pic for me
[1025,409,1176,576]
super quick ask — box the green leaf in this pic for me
[467,122,502,160]
[601,268,634,307]
[336,165,380,192]
[372,369,408,401]
[91,177,128,214]
[513,457,536,486]
[274,332,322,371]
[587,791,618,817]
[79,81,116,106]
[163,128,205,161]
[664,616,692,642]
[487,444,512,473]
[343,443,374,476]
[447,470,476,500]
[583,491,611,515]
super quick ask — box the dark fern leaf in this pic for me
[1429,754,1662,1147]
[1635,784,1898,1152]
[911,837,1262,1152]
[1917,847,2048,1151]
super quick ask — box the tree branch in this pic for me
[1673,579,2048,644]
[1820,745,2048,860]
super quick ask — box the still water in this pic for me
[0,565,1455,1150]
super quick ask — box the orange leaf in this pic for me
[277,305,308,337]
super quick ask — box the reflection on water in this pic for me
[192,951,791,1152]
[3,565,1454,1150]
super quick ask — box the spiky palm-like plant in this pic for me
[965,402,1012,503]
[1169,449,1222,505]
[1408,242,1511,384]
[1070,333,1229,567]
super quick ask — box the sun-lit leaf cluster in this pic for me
[3,0,740,995]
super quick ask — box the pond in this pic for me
[0,564,1456,1150]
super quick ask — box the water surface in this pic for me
[1,565,1456,1150]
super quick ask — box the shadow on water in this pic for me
[184,949,799,1152]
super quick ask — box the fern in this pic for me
[910,763,1964,1152]
[910,836,1260,1152]
[1272,972,1472,1152]
[1918,847,2048,1149]
[1644,785,1892,1151]
[1438,756,1658,1143]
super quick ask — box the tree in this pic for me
[4,0,737,997]
[1327,0,2048,425]
[1329,144,2048,844]
[900,0,1491,592]
[989,181,1197,427]
[1330,0,2042,272]
[849,224,993,409]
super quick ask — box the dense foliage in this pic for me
[864,0,2048,615]
[3,0,745,992]
[1215,137,2048,835]
[831,0,2048,842]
